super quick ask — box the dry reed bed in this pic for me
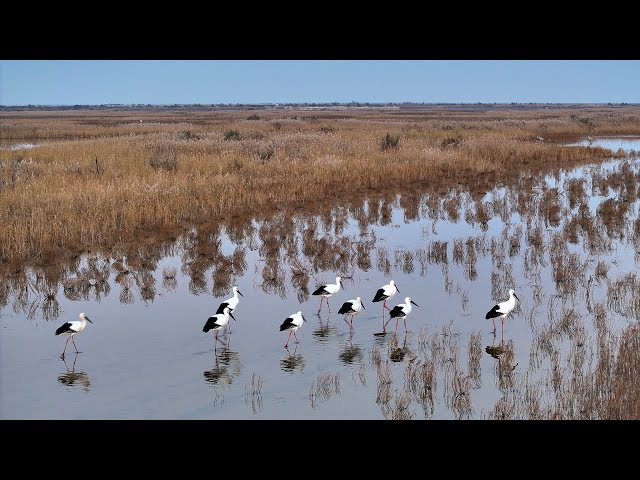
[1,107,637,266]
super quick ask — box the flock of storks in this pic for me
[55,276,519,356]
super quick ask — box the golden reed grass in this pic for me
[1,106,638,268]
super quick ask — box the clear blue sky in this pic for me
[1,60,639,106]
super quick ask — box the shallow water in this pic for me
[0,138,42,150]
[566,135,640,153]
[2,143,640,419]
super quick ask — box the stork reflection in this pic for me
[280,344,305,373]
[203,344,241,386]
[312,310,337,343]
[389,332,413,363]
[338,329,364,365]
[57,353,91,393]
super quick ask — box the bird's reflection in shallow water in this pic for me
[373,312,397,337]
[203,345,242,386]
[389,333,414,363]
[338,329,364,365]
[485,342,507,359]
[57,353,91,393]
[372,329,395,349]
[280,344,305,373]
[485,332,508,359]
[312,312,338,343]
[485,334,518,391]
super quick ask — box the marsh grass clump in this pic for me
[565,178,586,209]
[468,331,482,388]
[426,240,448,265]
[443,193,462,222]
[607,273,640,321]
[508,225,522,257]
[148,143,179,172]
[381,133,401,151]
[597,198,628,239]
[595,260,609,281]
[373,348,393,405]
[450,371,473,419]
[526,224,545,249]
[556,308,584,338]
[177,130,201,141]
[452,238,464,265]
[540,188,562,227]
[309,371,341,408]
[255,146,275,163]
[441,135,462,149]
[136,271,156,302]
[551,251,583,295]
[563,215,581,244]
[605,324,640,419]
[464,238,478,281]
[224,129,242,141]
[395,250,414,274]
[62,276,92,301]
[42,293,61,321]
[495,340,518,391]
[390,390,414,420]
[245,373,264,414]
[632,217,640,249]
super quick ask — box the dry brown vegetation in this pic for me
[1,106,637,267]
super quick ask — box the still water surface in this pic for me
[2,137,640,419]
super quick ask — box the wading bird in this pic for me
[203,307,236,348]
[55,312,93,359]
[215,285,244,315]
[374,280,401,332]
[338,297,365,326]
[388,297,419,334]
[215,285,244,332]
[372,280,399,314]
[485,288,520,335]
[279,311,306,348]
[312,276,342,314]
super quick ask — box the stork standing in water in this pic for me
[55,313,93,359]
[312,276,342,314]
[279,311,306,348]
[485,288,520,335]
[372,280,399,314]
[388,297,419,334]
[373,280,399,330]
[215,285,244,332]
[338,297,366,327]
[203,307,236,350]
[216,286,244,315]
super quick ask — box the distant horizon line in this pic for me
[2,101,638,109]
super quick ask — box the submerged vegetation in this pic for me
[1,106,638,267]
